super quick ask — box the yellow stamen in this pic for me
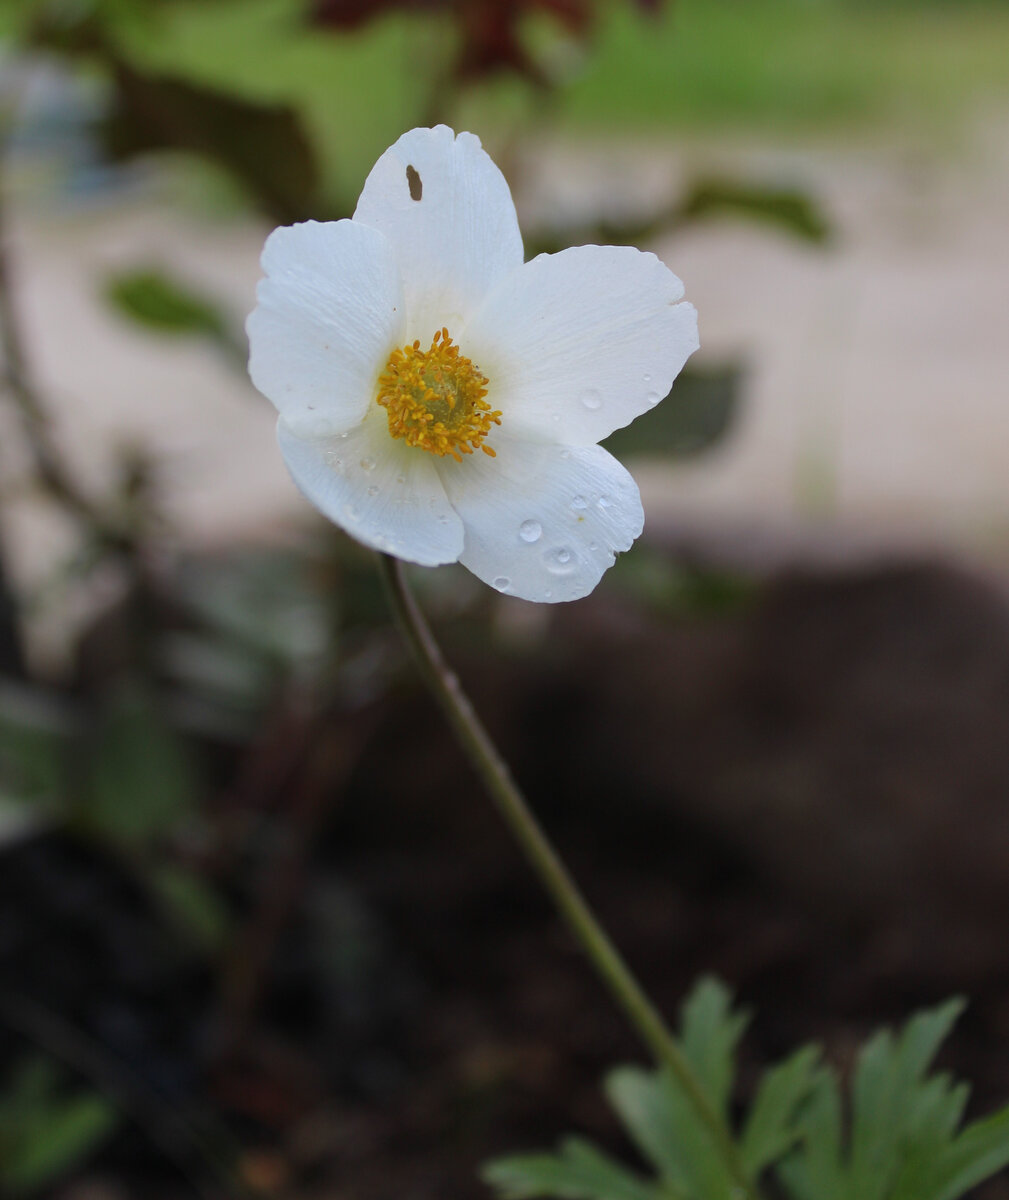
[376,328,500,462]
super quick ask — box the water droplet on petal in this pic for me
[493,576,510,591]
[643,372,652,383]
[545,590,553,600]
[559,449,571,460]
[580,388,602,411]
[360,457,376,471]
[519,520,542,543]
[571,495,587,510]
[545,546,576,575]
[645,390,661,407]
[598,495,613,509]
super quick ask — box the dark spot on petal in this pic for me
[406,164,422,201]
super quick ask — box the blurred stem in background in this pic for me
[377,552,764,1200]
[0,138,111,537]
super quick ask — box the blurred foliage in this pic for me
[104,266,226,337]
[79,685,200,848]
[679,178,830,245]
[485,980,1009,1200]
[310,0,658,86]
[0,1057,119,1196]
[103,266,246,365]
[603,365,741,461]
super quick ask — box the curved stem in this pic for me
[377,554,761,1200]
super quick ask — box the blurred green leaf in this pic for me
[679,977,749,1116]
[0,683,74,817]
[777,998,1009,1200]
[150,863,231,950]
[483,1137,662,1200]
[103,267,226,337]
[607,1064,737,1200]
[0,1057,118,1196]
[602,365,741,461]
[678,178,831,244]
[740,1045,821,1177]
[81,686,199,846]
[486,984,1009,1200]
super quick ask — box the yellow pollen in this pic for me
[376,328,500,462]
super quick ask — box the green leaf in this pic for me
[679,977,749,1118]
[605,1068,735,1200]
[150,864,230,951]
[81,686,199,847]
[601,366,740,461]
[486,986,1009,1200]
[776,998,1009,1200]
[0,1058,118,1195]
[483,1138,662,1200]
[677,179,831,244]
[740,1045,820,1176]
[104,268,226,338]
[927,1106,1009,1200]
[847,999,965,1200]
[1,1095,117,1193]
[776,1067,845,1200]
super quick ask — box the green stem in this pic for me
[377,554,761,1200]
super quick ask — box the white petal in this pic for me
[277,414,464,566]
[437,437,644,603]
[353,126,523,339]
[247,220,405,438]
[461,245,699,446]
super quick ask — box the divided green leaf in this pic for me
[483,980,1009,1200]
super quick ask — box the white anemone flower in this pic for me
[247,126,698,603]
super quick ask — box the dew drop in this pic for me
[559,449,571,460]
[493,576,511,591]
[571,495,588,510]
[519,519,542,543]
[643,372,652,383]
[589,541,599,551]
[645,390,661,407]
[545,590,553,600]
[545,546,576,575]
[360,457,376,472]
[598,495,613,509]
[580,388,603,410]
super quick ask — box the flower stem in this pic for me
[377,554,761,1200]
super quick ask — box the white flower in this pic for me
[247,126,698,603]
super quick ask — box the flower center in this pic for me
[376,328,500,461]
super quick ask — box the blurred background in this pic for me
[0,0,1008,1196]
